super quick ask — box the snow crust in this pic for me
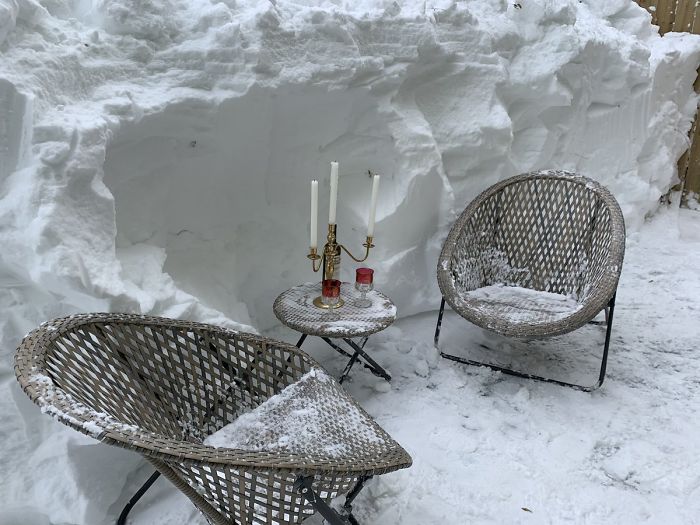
[1,0,700,523]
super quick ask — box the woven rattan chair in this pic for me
[15,314,412,525]
[435,170,625,391]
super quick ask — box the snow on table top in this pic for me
[460,284,582,324]
[273,282,397,337]
[204,368,388,459]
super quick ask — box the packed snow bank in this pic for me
[1,0,700,523]
[1,0,699,336]
[104,84,399,327]
[0,0,698,337]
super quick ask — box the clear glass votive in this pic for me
[321,279,341,307]
[354,268,374,308]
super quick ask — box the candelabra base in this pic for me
[312,296,345,310]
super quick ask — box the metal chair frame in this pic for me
[434,294,616,392]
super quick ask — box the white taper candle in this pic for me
[367,174,380,237]
[310,180,318,249]
[329,161,339,224]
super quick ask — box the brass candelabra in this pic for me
[307,224,375,308]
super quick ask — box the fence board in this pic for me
[685,118,700,195]
[656,0,678,31]
[672,0,696,32]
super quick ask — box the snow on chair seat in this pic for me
[458,284,584,329]
[435,170,625,391]
[14,313,412,525]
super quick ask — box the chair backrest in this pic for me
[439,170,625,301]
[16,314,311,443]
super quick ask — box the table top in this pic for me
[273,282,397,338]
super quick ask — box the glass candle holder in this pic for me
[321,279,341,308]
[354,268,374,308]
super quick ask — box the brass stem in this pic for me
[307,225,375,278]
[323,224,339,280]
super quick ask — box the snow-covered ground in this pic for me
[2,0,700,523]
[131,204,700,525]
[5,204,699,525]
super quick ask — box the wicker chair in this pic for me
[15,314,412,525]
[435,170,625,391]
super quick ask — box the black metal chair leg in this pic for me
[342,475,373,518]
[296,333,308,348]
[596,293,616,388]
[116,470,161,525]
[295,476,351,525]
[438,294,617,392]
[434,297,446,348]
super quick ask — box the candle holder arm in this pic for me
[307,249,323,272]
[339,237,375,263]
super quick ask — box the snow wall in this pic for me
[1,0,700,521]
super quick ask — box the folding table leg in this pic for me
[343,338,391,382]
[338,348,361,384]
[321,337,356,361]
[319,337,391,383]
[321,337,361,384]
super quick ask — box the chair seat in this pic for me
[458,284,583,328]
[437,171,625,341]
[204,367,400,466]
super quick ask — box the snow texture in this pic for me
[31,370,140,438]
[205,368,386,458]
[463,283,582,323]
[1,0,700,524]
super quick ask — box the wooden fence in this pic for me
[635,0,700,201]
